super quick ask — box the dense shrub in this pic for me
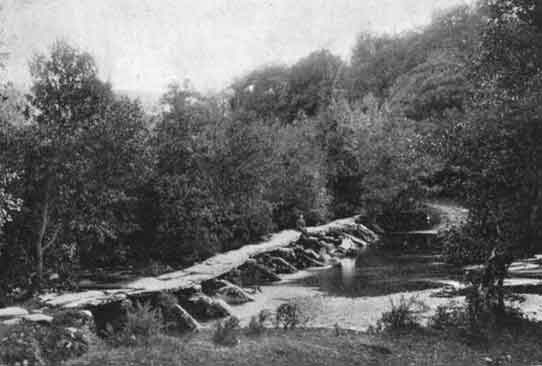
[430,302,466,330]
[212,316,240,346]
[247,309,272,336]
[113,301,163,347]
[376,296,428,332]
[275,302,307,330]
[440,227,490,265]
[0,321,90,366]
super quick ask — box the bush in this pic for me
[377,296,428,332]
[247,309,272,336]
[213,316,240,346]
[430,302,466,330]
[440,227,489,265]
[275,302,304,330]
[114,301,163,346]
[52,309,95,331]
[0,321,90,366]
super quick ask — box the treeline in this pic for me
[1,0,540,293]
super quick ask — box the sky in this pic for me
[1,0,471,94]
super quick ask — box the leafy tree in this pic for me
[287,49,345,121]
[323,96,439,216]
[1,41,151,286]
[389,50,469,121]
[266,119,330,227]
[229,66,290,122]
[440,0,542,264]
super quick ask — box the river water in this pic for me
[230,247,467,330]
[229,246,542,330]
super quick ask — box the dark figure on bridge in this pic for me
[296,213,307,236]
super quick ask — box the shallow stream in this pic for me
[229,247,542,330]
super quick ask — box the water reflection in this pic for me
[293,248,463,298]
[339,258,356,289]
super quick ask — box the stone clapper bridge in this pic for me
[38,216,379,331]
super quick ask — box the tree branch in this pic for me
[43,223,61,252]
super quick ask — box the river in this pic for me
[229,203,542,330]
[230,247,466,330]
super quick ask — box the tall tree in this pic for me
[22,41,150,285]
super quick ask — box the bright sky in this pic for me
[1,0,469,94]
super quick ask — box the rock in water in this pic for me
[170,304,201,331]
[216,284,254,304]
[239,260,281,284]
[344,233,368,247]
[353,224,379,243]
[270,247,297,263]
[202,278,234,294]
[267,256,298,274]
[297,235,323,251]
[338,237,361,256]
[184,294,232,320]
[303,248,322,262]
[338,237,356,252]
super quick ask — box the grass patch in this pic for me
[65,323,542,366]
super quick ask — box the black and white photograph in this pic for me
[0,0,541,365]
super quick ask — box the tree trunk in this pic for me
[35,176,52,289]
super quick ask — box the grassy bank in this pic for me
[66,326,542,366]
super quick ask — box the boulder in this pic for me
[266,256,298,274]
[216,284,254,304]
[297,235,324,251]
[303,248,322,262]
[352,224,379,243]
[169,304,201,331]
[182,294,232,320]
[270,247,297,263]
[0,307,29,319]
[344,233,368,247]
[292,248,326,268]
[202,278,233,294]
[238,260,281,285]
[300,253,326,267]
[338,237,355,251]
[321,235,341,245]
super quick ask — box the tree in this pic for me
[389,50,469,121]
[16,40,150,286]
[229,66,290,122]
[287,50,345,121]
[322,96,439,217]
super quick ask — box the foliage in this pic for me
[275,301,311,330]
[229,49,344,124]
[246,309,272,336]
[440,226,491,265]
[113,301,163,347]
[321,97,440,216]
[437,0,542,260]
[0,41,153,289]
[376,296,428,332]
[212,316,240,346]
[267,119,330,228]
[0,321,90,366]
[430,302,467,330]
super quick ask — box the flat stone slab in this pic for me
[39,216,369,309]
[22,313,54,323]
[0,307,29,319]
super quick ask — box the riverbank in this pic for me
[67,326,542,366]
